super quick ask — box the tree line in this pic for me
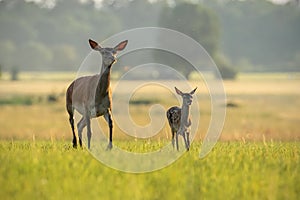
[0,0,299,79]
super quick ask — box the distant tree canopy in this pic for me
[160,2,220,56]
[0,0,121,71]
[206,0,300,71]
[154,2,221,78]
[0,0,299,77]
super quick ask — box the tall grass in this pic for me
[0,73,299,199]
[0,141,299,199]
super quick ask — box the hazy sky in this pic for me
[271,0,290,4]
[26,0,293,6]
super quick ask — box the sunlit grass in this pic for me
[0,141,299,199]
[0,72,299,199]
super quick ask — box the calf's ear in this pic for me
[175,87,183,96]
[190,87,197,95]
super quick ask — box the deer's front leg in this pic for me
[104,111,113,150]
[84,110,92,149]
[77,117,86,148]
[182,132,189,151]
[180,127,189,151]
[186,131,190,150]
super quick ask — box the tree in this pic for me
[16,41,53,70]
[51,44,79,70]
[157,2,221,78]
[160,2,220,55]
[0,40,16,70]
[214,53,237,80]
[11,66,19,81]
[205,0,300,71]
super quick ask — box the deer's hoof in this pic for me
[106,142,113,151]
[73,143,77,149]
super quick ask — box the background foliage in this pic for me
[0,0,299,78]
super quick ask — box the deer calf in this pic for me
[167,87,197,151]
[66,39,128,150]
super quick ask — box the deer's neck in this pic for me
[181,103,190,126]
[95,63,112,102]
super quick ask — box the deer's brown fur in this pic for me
[66,39,128,149]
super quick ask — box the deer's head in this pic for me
[89,39,128,67]
[175,87,197,106]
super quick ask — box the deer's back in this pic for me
[67,75,100,103]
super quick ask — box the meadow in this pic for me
[0,141,299,200]
[0,72,299,199]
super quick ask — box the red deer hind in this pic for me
[66,39,128,150]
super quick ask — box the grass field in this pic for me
[0,72,299,199]
[0,141,299,199]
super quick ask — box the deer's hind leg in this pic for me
[67,106,77,148]
[175,131,179,151]
[171,128,177,150]
[171,129,175,149]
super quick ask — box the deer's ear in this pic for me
[175,87,183,96]
[190,87,197,95]
[114,40,128,51]
[89,39,101,50]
